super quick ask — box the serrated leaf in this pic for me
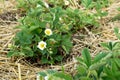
[77,57,88,68]
[90,70,98,79]
[97,66,104,78]
[111,14,120,21]
[41,56,49,64]
[55,55,63,61]
[81,48,91,67]
[93,52,107,63]
[61,35,72,54]
[111,60,118,72]
[100,42,109,50]
[77,65,87,75]
[114,58,120,67]
[46,69,57,74]
[53,72,73,80]
[108,42,113,51]
[38,72,47,77]
[82,0,92,9]
[102,53,112,61]
[89,62,106,70]
[101,42,117,51]
[22,47,34,57]
[29,25,39,32]
[114,27,120,40]
[15,31,33,45]
[7,51,15,57]
[114,27,119,34]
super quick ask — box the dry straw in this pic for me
[0,0,120,79]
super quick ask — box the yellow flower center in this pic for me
[37,41,46,50]
[40,43,45,48]
[45,29,52,36]
[46,30,51,35]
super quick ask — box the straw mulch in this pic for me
[0,0,120,80]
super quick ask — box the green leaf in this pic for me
[61,35,72,54]
[38,72,47,77]
[7,51,16,57]
[46,69,57,74]
[111,60,118,72]
[51,7,63,27]
[114,27,120,39]
[77,65,87,75]
[100,42,117,51]
[15,31,33,45]
[114,27,119,33]
[29,25,39,32]
[89,62,106,70]
[117,7,120,11]
[100,42,109,50]
[41,56,49,64]
[102,53,112,61]
[93,52,107,63]
[104,67,112,76]
[82,0,92,9]
[90,70,98,79]
[38,70,56,78]
[97,66,104,78]
[80,77,91,80]
[114,58,120,67]
[55,55,63,61]
[21,47,34,57]
[111,14,120,21]
[108,42,113,50]
[77,58,88,68]
[53,72,73,80]
[81,48,91,67]
[100,11,108,17]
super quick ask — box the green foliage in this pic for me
[74,27,120,79]
[75,48,107,80]
[74,29,120,80]
[81,48,92,67]
[16,0,109,29]
[8,1,73,64]
[111,14,120,21]
[9,0,110,64]
[37,70,73,80]
[111,7,120,21]
[39,39,120,80]
[101,41,118,51]
[114,27,120,39]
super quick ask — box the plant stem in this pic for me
[87,70,90,78]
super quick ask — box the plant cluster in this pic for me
[37,27,120,80]
[8,0,109,64]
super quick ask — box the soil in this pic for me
[0,0,120,80]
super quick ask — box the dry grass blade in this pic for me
[18,63,21,80]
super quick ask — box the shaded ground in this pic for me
[0,0,120,80]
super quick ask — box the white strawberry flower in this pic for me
[44,76,49,80]
[64,0,69,5]
[37,41,47,50]
[45,29,52,36]
[36,74,40,80]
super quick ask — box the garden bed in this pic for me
[0,0,120,80]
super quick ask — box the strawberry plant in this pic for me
[37,70,72,80]
[74,34,120,80]
[8,0,110,64]
[36,27,120,79]
[37,40,120,80]
[8,2,72,64]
